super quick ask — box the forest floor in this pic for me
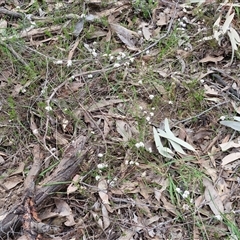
[1,0,240,239]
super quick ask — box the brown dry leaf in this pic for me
[135,198,152,217]
[67,174,80,195]
[3,175,23,190]
[204,84,219,96]
[203,178,224,216]
[91,210,103,229]
[101,204,110,229]
[119,228,134,240]
[199,55,224,64]
[231,101,240,114]
[219,140,240,151]
[221,152,240,166]
[53,131,69,145]
[141,23,151,40]
[55,199,76,226]
[10,162,25,176]
[116,120,132,142]
[216,177,230,202]
[111,181,139,194]
[156,12,167,26]
[139,182,150,200]
[88,99,127,112]
[201,159,217,182]
[161,196,177,215]
[110,23,139,50]
[98,179,110,204]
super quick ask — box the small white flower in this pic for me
[120,52,126,58]
[150,112,154,117]
[123,62,130,66]
[88,74,93,79]
[113,62,121,68]
[139,106,143,110]
[149,95,154,100]
[146,50,150,55]
[135,162,139,166]
[102,54,108,57]
[54,60,63,65]
[109,55,114,61]
[98,153,104,158]
[190,198,193,204]
[129,160,135,165]
[21,88,26,93]
[168,101,173,105]
[151,107,155,110]
[176,188,182,194]
[95,175,101,181]
[200,79,204,83]
[143,111,147,114]
[215,215,222,221]
[146,116,151,122]
[91,131,95,134]
[71,75,75,79]
[129,57,135,63]
[148,147,152,153]
[45,106,52,111]
[67,60,72,67]
[117,56,122,61]
[220,116,225,121]
[33,129,39,135]
[125,160,129,165]
[135,142,144,148]
[138,80,143,84]
[123,89,127,92]
[182,190,190,199]
[97,163,108,169]
[92,50,97,57]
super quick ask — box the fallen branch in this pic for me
[0,135,89,239]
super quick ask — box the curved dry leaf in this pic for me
[98,179,110,204]
[221,152,240,166]
[219,141,240,151]
[203,178,224,216]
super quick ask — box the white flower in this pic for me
[97,163,108,169]
[135,142,144,148]
[125,160,129,165]
[146,50,150,54]
[54,60,63,65]
[98,153,104,158]
[92,50,97,57]
[146,116,151,122]
[200,79,205,83]
[182,190,190,199]
[113,62,121,68]
[71,75,75,79]
[148,147,152,153]
[138,80,143,84]
[149,95,154,100]
[176,188,182,194]
[139,106,143,110]
[109,55,114,61]
[67,60,72,67]
[45,106,52,111]
[150,112,154,117]
[129,57,134,63]
[33,129,39,135]
[168,101,173,105]
[129,161,135,165]
[135,162,139,166]
[91,131,95,134]
[88,74,93,79]
[151,107,155,110]
[215,215,222,221]
[117,56,122,61]
[95,175,101,181]
[220,116,225,121]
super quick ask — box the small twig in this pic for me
[174,101,230,126]
[0,7,24,19]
